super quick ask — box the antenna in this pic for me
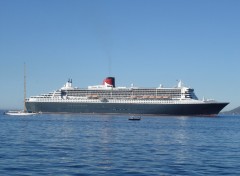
[24,62,27,112]
[108,56,111,76]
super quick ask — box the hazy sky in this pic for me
[0,0,239,111]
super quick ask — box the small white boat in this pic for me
[5,110,37,116]
[128,116,141,120]
[5,63,37,117]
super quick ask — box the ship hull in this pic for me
[25,102,228,116]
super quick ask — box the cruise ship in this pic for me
[25,77,228,116]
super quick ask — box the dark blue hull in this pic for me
[25,102,228,116]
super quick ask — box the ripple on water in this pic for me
[0,114,240,175]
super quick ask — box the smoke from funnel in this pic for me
[91,3,113,76]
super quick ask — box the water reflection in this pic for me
[1,114,240,175]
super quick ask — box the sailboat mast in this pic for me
[24,63,27,112]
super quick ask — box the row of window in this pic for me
[64,89,182,98]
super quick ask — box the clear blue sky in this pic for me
[0,0,239,111]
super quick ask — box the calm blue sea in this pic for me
[0,111,240,176]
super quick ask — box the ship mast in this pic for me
[24,63,27,112]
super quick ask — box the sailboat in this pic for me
[5,110,37,116]
[5,63,37,116]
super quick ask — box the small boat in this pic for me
[128,116,141,120]
[4,63,37,117]
[5,110,37,116]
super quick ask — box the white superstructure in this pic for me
[26,77,215,105]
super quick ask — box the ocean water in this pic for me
[0,112,240,176]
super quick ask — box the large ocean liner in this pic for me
[25,77,228,116]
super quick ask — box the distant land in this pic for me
[221,106,240,115]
